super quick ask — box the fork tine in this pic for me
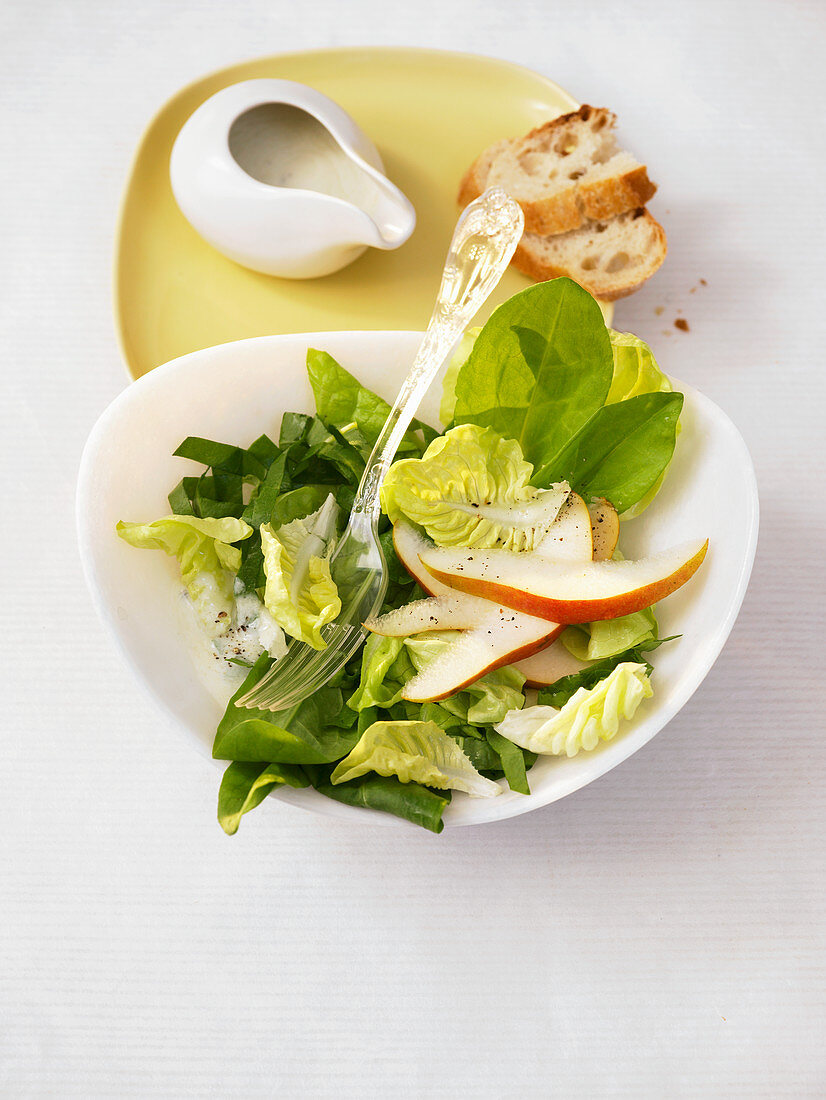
[234,644,305,710]
[266,626,365,710]
[258,629,362,711]
[236,621,355,711]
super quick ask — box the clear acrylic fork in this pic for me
[236,187,524,712]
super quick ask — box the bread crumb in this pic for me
[700,278,707,286]
[674,318,690,332]
[654,306,664,316]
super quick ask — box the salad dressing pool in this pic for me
[227,102,409,245]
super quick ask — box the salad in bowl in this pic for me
[112,278,716,834]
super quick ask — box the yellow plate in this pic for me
[116,47,609,380]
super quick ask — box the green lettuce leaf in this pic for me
[331,720,501,797]
[307,348,437,455]
[272,484,347,527]
[485,728,531,795]
[217,761,309,835]
[234,452,289,593]
[381,424,568,550]
[535,332,680,511]
[443,280,682,515]
[213,655,359,765]
[608,330,672,403]
[608,331,679,517]
[532,390,683,511]
[347,635,415,712]
[452,279,614,475]
[562,606,658,662]
[453,734,503,770]
[440,326,480,426]
[260,495,341,648]
[311,770,450,833]
[496,662,653,756]
[167,479,196,516]
[275,410,365,491]
[173,435,272,481]
[445,324,671,433]
[116,514,252,632]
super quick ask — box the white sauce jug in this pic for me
[170,79,416,278]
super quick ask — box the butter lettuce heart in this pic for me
[331,719,501,797]
[607,330,672,403]
[439,326,481,426]
[380,423,569,550]
[495,662,652,757]
[562,607,658,662]
[116,515,252,633]
[260,494,341,649]
[608,331,678,518]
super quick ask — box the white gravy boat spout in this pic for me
[170,79,417,278]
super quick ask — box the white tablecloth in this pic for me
[2,0,824,1094]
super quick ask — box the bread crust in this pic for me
[511,211,667,301]
[522,192,582,235]
[578,164,657,223]
[521,104,613,141]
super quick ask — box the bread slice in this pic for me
[458,106,656,236]
[512,208,667,301]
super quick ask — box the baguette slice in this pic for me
[458,106,656,236]
[512,208,667,301]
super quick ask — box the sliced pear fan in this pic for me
[367,520,571,700]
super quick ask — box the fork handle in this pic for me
[350,188,524,521]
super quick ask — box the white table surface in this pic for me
[2,0,824,1095]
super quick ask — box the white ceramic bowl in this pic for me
[77,332,758,828]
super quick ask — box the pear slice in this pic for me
[535,491,593,561]
[420,538,709,624]
[588,497,620,561]
[365,594,490,636]
[401,613,564,701]
[393,521,457,597]
[513,639,587,686]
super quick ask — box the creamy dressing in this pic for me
[183,584,288,705]
[227,103,403,234]
[229,103,373,205]
[213,591,288,666]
